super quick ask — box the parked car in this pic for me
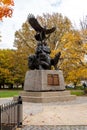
[65,84,75,89]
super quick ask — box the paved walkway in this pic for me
[0,96,87,130]
[23,96,87,126]
[0,97,12,105]
[21,125,87,130]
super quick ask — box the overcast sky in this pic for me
[0,0,87,49]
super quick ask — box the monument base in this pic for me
[13,70,76,103]
[24,70,65,91]
[14,91,76,103]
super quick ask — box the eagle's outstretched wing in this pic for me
[27,14,56,34]
[27,14,43,32]
[27,14,56,41]
[45,27,56,34]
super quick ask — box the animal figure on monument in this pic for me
[27,14,61,70]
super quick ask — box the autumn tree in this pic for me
[14,22,35,86]
[0,0,14,42]
[12,49,29,88]
[37,13,86,84]
[78,16,87,82]
[14,13,73,81]
[0,49,27,88]
[0,0,14,20]
[14,13,87,85]
[80,16,87,48]
[0,49,15,88]
[56,15,87,84]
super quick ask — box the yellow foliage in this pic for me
[14,13,87,84]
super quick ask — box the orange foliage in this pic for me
[0,0,14,20]
[1,0,14,5]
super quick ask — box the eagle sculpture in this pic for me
[27,14,61,70]
[27,14,56,41]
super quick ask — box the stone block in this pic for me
[14,91,76,103]
[24,70,65,91]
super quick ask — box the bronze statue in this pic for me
[27,14,61,70]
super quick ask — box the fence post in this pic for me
[0,106,1,130]
[17,96,23,128]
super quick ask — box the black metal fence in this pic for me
[0,96,22,130]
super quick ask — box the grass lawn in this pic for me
[0,89,85,98]
[71,90,85,96]
[0,90,21,98]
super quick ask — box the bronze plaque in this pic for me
[47,74,53,85]
[53,74,59,85]
[47,74,59,86]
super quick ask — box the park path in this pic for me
[0,96,87,129]
[23,96,87,126]
[0,97,12,105]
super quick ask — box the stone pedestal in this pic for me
[14,70,76,103]
[24,70,65,91]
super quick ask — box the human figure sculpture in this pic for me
[27,14,61,70]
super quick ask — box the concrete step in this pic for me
[14,94,76,103]
[20,91,71,97]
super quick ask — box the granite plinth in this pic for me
[13,70,76,103]
[14,91,76,103]
[24,70,65,91]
